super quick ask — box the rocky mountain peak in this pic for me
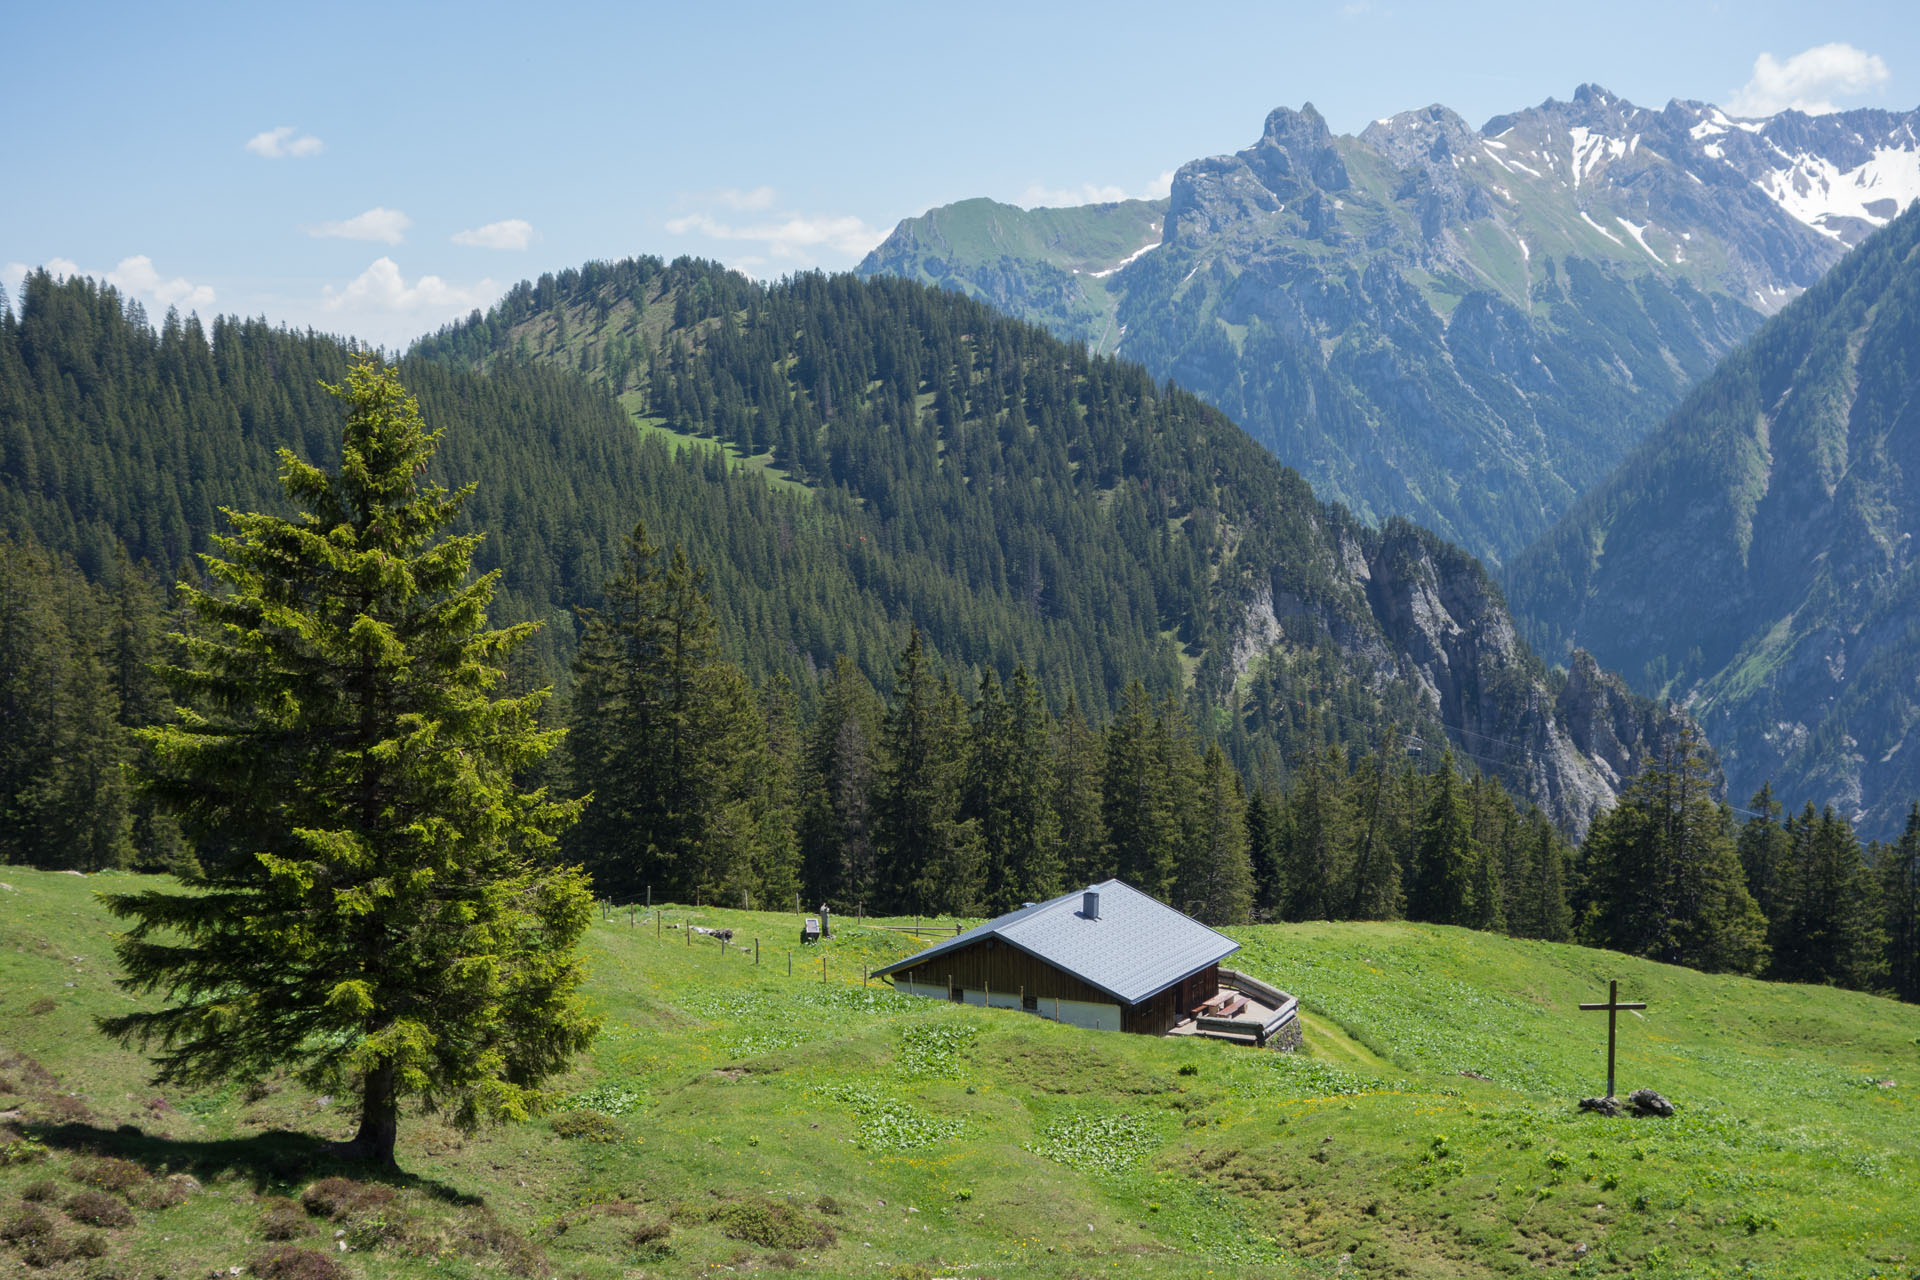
[1244,102,1351,195]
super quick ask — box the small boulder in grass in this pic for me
[1627,1088,1674,1117]
[1577,1095,1621,1117]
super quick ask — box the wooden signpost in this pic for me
[1579,979,1647,1099]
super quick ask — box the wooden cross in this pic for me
[1579,979,1647,1099]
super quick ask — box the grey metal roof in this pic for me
[872,879,1239,1006]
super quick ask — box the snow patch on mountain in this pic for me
[1578,211,1624,246]
[1569,126,1628,189]
[1755,145,1920,240]
[1091,235,1163,278]
[1615,216,1664,264]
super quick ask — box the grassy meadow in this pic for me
[1,866,1916,1279]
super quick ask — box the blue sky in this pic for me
[4,0,1915,348]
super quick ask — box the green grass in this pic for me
[2,867,1917,1278]
[616,394,812,499]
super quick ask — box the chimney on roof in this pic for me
[1083,889,1100,920]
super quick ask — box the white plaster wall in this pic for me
[956,988,1025,1009]
[1041,997,1121,1032]
[892,981,1116,1028]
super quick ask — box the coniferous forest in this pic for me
[4,265,1918,1003]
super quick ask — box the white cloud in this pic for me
[1017,170,1176,209]
[451,218,536,250]
[107,256,215,310]
[665,206,886,266]
[3,255,212,313]
[1726,43,1891,116]
[713,186,777,211]
[245,126,324,159]
[323,257,496,315]
[303,207,413,245]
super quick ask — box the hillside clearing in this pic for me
[2,868,1915,1277]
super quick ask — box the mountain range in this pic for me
[859,86,1920,563]
[1510,203,1920,840]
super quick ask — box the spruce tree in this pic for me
[873,630,976,914]
[1772,805,1885,990]
[1344,737,1405,921]
[1409,755,1476,927]
[1280,745,1352,922]
[1882,804,1920,1002]
[1051,694,1108,889]
[102,358,594,1168]
[1103,681,1177,899]
[1578,726,1766,973]
[798,656,880,907]
[1181,742,1254,924]
[1737,783,1791,922]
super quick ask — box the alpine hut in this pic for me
[872,879,1255,1038]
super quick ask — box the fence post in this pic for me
[787,949,792,976]
[755,938,760,966]
[656,910,661,938]
[821,954,827,983]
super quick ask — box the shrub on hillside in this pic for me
[708,1196,835,1250]
[130,1174,194,1210]
[250,1245,349,1279]
[1,1203,55,1245]
[550,1109,621,1142]
[260,1197,308,1241]
[64,1190,133,1228]
[456,1211,548,1278]
[70,1157,148,1195]
[299,1177,395,1220]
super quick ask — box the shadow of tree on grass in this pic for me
[23,1121,481,1205]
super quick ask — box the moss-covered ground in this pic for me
[1,867,1915,1278]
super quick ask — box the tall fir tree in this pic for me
[967,666,1061,913]
[1344,737,1406,921]
[567,527,766,903]
[1051,694,1109,890]
[1102,681,1178,899]
[102,358,594,1168]
[798,656,882,908]
[873,630,977,914]
[1280,745,1352,922]
[1737,782,1792,923]
[1577,726,1766,973]
[1180,742,1254,924]
[1770,805,1885,990]
[1409,754,1477,927]
[1882,804,1920,1002]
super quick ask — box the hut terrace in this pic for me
[873,879,1300,1047]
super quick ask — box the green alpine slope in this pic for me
[2,864,1916,1277]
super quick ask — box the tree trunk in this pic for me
[335,1060,399,1168]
